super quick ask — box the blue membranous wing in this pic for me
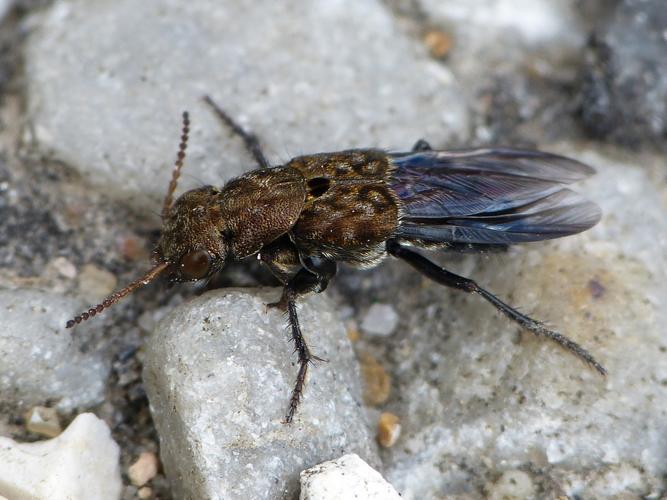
[390,148,601,245]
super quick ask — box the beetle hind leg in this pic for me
[386,239,607,376]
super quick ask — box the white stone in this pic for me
[420,0,583,44]
[360,303,399,337]
[25,0,469,212]
[48,257,77,280]
[300,454,401,500]
[0,288,110,411]
[144,289,379,500]
[0,413,122,500]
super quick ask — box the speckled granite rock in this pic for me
[366,147,667,498]
[0,288,109,412]
[144,288,379,500]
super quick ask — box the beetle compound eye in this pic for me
[180,249,212,280]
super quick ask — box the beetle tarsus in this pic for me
[386,239,607,376]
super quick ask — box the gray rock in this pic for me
[300,454,401,500]
[0,288,110,412]
[581,0,667,150]
[144,288,379,500]
[25,0,469,212]
[370,147,667,498]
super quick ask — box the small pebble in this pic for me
[128,451,159,487]
[78,264,118,300]
[423,29,453,59]
[360,303,398,337]
[300,454,401,500]
[137,486,152,499]
[346,320,360,342]
[50,257,77,279]
[377,412,401,448]
[25,406,61,438]
[359,352,391,406]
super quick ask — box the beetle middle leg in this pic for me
[386,239,606,375]
[202,95,270,169]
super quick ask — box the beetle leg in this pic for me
[386,239,606,376]
[203,95,270,169]
[412,139,432,152]
[265,256,337,423]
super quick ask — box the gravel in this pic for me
[0,0,664,498]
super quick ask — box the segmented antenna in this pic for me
[162,111,190,220]
[66,261,169,328]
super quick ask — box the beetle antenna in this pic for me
[66,261,169,328]
[162,111,190,220]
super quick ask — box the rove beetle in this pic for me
[68,96,605,423]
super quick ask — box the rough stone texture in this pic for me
[25,0,468,212]
[7,0,667,498]
[299,454,401,500]
[358,147,667,498]
[417,0,587,71]
[393,0,594,145]
[144,288,379,500]
[0,288,110,412]
[0,413,122,500]
[581,0,667,150]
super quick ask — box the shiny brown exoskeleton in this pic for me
[67,97,606,423]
